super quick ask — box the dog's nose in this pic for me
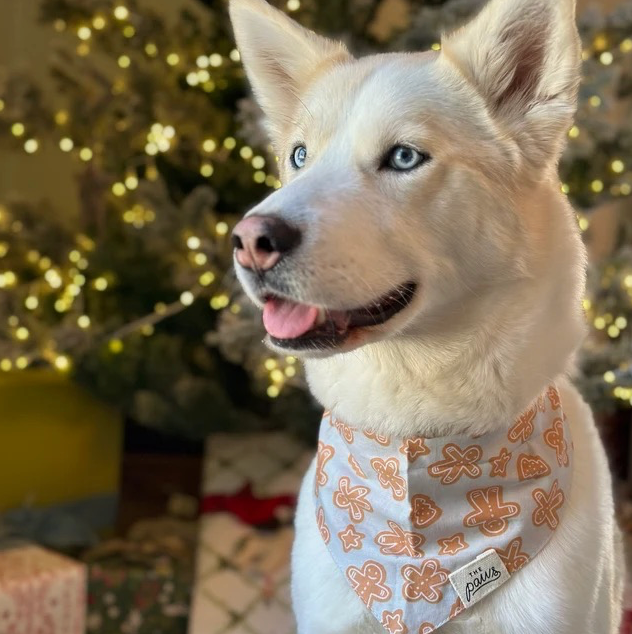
[232,215,301,272]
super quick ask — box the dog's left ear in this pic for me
[441,0,581,168]
[229,0,351,141]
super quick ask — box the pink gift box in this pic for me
[0,546,86,634]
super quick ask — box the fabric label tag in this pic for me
[448,549,510,608]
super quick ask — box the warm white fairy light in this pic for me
[180,291,194,306]
[24,139,39,153]
[113,5,129,20]
[77,26,92,40]
[202,139,217,153]
[186,236,201,250]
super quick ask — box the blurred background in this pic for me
[0,0,630,633]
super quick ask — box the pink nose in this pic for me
[231,215,301,272]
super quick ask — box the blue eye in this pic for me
[292,145,307,169]
[386,145,429,171]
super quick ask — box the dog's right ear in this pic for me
[229,0,350,140]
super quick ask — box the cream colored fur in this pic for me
[229,0,624,631]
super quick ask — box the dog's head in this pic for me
[229,0,581,359]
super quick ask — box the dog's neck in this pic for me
[305,193,587,439]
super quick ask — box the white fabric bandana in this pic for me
[314,385,573,634]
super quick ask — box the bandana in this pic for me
[314,385,572,634]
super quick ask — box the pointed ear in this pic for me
[441,0,581,166]
[229,0,351,139]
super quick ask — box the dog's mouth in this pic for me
[262,282,417,350]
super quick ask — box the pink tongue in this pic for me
[263,298,319,339]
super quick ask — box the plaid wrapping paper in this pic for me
[0,545,86,634]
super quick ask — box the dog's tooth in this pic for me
[316,307,326,325]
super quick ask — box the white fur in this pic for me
[229,0,624,631]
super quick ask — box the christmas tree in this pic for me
[0,0,630,440]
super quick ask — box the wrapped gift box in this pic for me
[86,561,190,634]
[0,545,86,634]
[189,432,313,634]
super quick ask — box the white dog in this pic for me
[229,0,624,631]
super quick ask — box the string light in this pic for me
[599,51,613,65]
[24,139,39,153]
[200,163,213,177]
[166,53,180,66]
[59,138,74,152]
[199,272,215,286]
[620,38,632,53]
[210,294,229,310]
[11,123,25,137]
[118,55,131,68]
[79,147,93,161]
[109,339,123,353]
[209,54,222,67]
[54,355,71,372]
[92,15,106,29]
[112,182,126,196]
[202,139,217,152]
[113,5,129,20]
[216,222,228,236]
[180,291,194,306]
[55,110,69,125]
[568,126,580,138]
[94,277,108,291]
[77,26,92,40]
[611,159,625,173]
[286,0,300,11]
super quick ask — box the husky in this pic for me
[228,0,624,631]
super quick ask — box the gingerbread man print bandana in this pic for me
[314,385,573,633]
